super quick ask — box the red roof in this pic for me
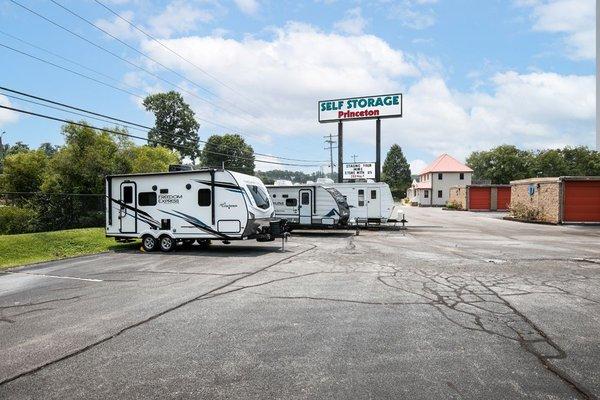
[419,154,473,175]
[414,181,432,189]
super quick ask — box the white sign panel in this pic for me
[343,163,375,180]
[318,93,402,123]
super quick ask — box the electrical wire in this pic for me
[0,86,326,163]
[0,104,322,167]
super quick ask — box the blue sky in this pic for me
[0,0,595,173]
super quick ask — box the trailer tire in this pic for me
[159,235,175,252]
[142,235,158,252]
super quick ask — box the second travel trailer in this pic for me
[105,168,287,252]
[328,182,395,223]
[266,185,350,228]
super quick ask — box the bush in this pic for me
[510,202,542,221]
[446,200,463,210]
[0,206,37,234]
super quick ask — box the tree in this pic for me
[143,91,201,162]
[531,149,568,177]
[382,144,412,199]
[201,134,255,175]
[0,149,48,193]
[127,146,180,173]
[466,145,534,184]
[42,123,122,194]
[38,142,60,157]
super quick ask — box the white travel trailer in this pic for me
[328,182,395,223]
[266,185,350,228]
[105,168,286,251]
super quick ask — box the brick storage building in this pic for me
[448,185,511,211]
[509,177,600,224]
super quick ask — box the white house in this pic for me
[409,154,473,206]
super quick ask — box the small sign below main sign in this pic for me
[343,163,376,180]
[318,94,403,123]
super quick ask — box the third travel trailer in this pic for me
[328,182,394,223]
[266,185,350,228]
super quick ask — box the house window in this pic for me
[438,190,443,198]
[198,189,211,206]
[122,186,133,204]
[138,192,157,206]
[460,173,465,180]
[424,190,429,199]
[438,173,443,180]
[286,198,297,207]
[358,189,365,206]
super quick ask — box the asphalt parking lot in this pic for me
[1,207,599,399]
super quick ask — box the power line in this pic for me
[8,0,268,142]
[0,105,322,167]
[0,42,275,141]
[49,0,260,121]
[93,0,261,114]
[0,86,326,163]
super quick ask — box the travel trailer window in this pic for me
[371,190,377,199]
[286,198,297,207]
[123,186,133,204]
[301,192,310,205]
[198,189,211,206]
[248,185,270,209]
[358,189,365,206]
[138,192,157,206]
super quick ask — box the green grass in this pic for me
[0,228,138,270]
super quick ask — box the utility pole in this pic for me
[323,133,337,178]
[351,154,358,163]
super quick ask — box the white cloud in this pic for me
[234,0,259,15]
[148,0,214,38]
[334,7,368,35]
[130,22,593,162]
[409,159,427,174]
[0,95,19,127]
[517,0,595,60]
[95,10,142,41]
[390,0,438,29]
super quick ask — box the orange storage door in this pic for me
[497,187,511,211]
[469,187,491,210]
[563,181,600,222]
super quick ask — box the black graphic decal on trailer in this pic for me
[109,197,160,229]
[159,209,232,239]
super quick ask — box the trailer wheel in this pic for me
[159,235,175,252]
[142,235,157,252]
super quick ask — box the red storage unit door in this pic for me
[497,187,511,210]
[563,181,600,222]
[469,187,491,210]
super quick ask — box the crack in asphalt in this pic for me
[0,245,317,387]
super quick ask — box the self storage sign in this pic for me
[318,94,402,123]
[343,163,375,180]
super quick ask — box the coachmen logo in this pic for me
[158,194,183,204]
[220,202,238,209]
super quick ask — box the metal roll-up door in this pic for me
[496,187,511,211]
[468,187,491,210]
[563,180,600,222]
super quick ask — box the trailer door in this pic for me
[119,182,137,233]
[367,187,380,219]
[299,189,312,225]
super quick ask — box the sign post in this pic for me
[318,94,402,183]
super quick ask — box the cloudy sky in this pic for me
[0,0,595,173]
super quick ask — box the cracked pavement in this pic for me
[0,207,599,399]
